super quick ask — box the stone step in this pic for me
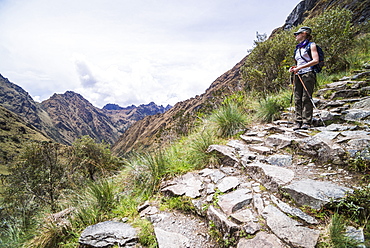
[262,205,320,248]
[241,161,294,192]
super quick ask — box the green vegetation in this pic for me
[329,213,361,248]
[1,6,369,248]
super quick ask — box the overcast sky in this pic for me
[0,0,299,108]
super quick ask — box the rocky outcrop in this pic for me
[284,0,370,30]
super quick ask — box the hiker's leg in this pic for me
[301,72,316,125]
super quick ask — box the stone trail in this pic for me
[78,70,369,247]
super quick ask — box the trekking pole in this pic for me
[296,74,326,127]
[289,73,295,126]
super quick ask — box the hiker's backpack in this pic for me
[295,42,325,73]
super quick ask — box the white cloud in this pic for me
[0,0,299,108]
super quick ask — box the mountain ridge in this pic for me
[0,74,171,146]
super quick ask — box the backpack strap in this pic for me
[298,42,312,63]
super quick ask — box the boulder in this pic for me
[299,135,346,164]
[79,221,137,248]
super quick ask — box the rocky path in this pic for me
[79,70,369,247]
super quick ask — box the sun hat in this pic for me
[294,26,312,35]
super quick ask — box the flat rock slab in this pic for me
[265,134,301,149]
[199,168,226,183]
[161,172,203,198]
[152,211,216,248]
[344,109,370,122]
[266,154,292,167]
[237,231,286,248]
[79,221,137,248]
[154,227,189,248]
[230,208,256,224]
[241,162,294,191]
[271,195,318,224]
[249,145,272,155]
[240,135,264,144]
[262,205,320,248]
[282,179,353,209]
[217,188,252,215]
[216,176,240,193]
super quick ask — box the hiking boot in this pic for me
[301,123,311,130]
[293,122,302,131]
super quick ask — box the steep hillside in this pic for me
[112,56,247,155]
[112,0,370,155]
[0,74,56,140]
[0,106,50,170]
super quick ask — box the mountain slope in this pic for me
[111,0,370,155]
[40,91,120,145]
[0,105,50,169]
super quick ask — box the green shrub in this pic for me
[304,8,356,73]
[210,102,247,138]
[126,151,169,196]
[255,92,290,123]
[70,136,121,182]
[327,184,370,227]
[160,196,196,214]
[242,30,295,94]
[188,129,220,169]
[134,218,157,248]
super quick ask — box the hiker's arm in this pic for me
[289,43,319,74]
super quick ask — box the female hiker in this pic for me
[289,26,319,130]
